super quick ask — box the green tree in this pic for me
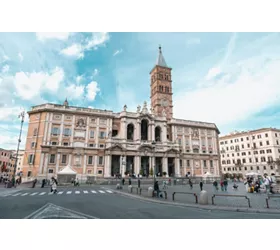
[149,167,154,176]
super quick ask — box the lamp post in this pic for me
[152,140,156,186]
[13,111,25,184]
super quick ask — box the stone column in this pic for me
[151,124,155,141]
[96,118,100,146]
[151,155,155,175]
[55,153,60,175]
[135,156,140,175]
[68,154,72,166]
[85,117,89,147]
[191,159,194,176]
[163,157,168,177]
[43,153,49,175]
[39,153,45,175]
[83,155,87,175]
[120,156,126,177]
[59,114,64,146]
[182,159,187,177]
[70,115,75,147]
[137,120,141,141]
[201,160,204,176]
[175,157,180,177]
[43,113,49,145]
[47,113,53,145]
[94,155,98,176]
[104,155,111,177]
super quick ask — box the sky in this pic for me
[1,32,280,150]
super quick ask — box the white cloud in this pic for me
[60,32,109,59]
[76,75,84,83]
[86,81,100,101]
[60,44,84,59]
[18,53,23,62]
[36,32,71,41]
[93,68,99,77]
[0,106,23,121]
[1,64,10,73]
[113,49,123,56]
[205,66,221,80]
[14,67,64,100]
[0,133,26,150]
[174,56,280,127]
[65,84,85,99]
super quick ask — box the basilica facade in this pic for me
[22,47,221,180]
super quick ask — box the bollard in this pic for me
[128,185,132,193]
[116,184,120,190]
[147,187,154,197]
[198,190,208,205]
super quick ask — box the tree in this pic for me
[163,171,167,176]
[139,168,144,176]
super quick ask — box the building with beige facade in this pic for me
[22,46,221,180]
[219,128,280,177]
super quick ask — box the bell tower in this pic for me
[150,45,173,120]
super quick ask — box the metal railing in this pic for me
[265,195,280,208]
[172,192,198,203]
[138,187,167,199]
[211,194,251,208]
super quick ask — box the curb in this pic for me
[103,187,280,215]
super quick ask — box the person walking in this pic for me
[220,180,224,191]
[213,180,218,191]
[223,179,228,191]
[199,180,203,191]
[51,177,58,194]
[154,181,160,198]
[189,179,193,189]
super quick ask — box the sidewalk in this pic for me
[105,183,280,213]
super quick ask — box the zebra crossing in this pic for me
[3,189,114,198]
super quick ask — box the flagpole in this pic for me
[13,111,25,183]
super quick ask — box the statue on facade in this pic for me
[137,105,141,113]
[123,104,127,112]
[142,101,148,114]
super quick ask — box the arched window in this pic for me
[155,126,161,142]
[33,128,38,136]
[127,123,134,140]
[141,119,149,141]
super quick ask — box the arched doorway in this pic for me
[155,126,161,142]
[127,123,134,140]
[111,155,120,177]
[141,119,149,141]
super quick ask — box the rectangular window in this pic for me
[260,142,263,146]
[265,133,268,137]
[88,156,93,165]
[61,155,67,164]
[255,157,258,163]
[266,149,272,153]
[98,156,103,165]
[266,141,270,145]
[276,133,278,137]
[99,144,104,148]
[210,160,213,168]
[99,131,106,139]
[187,160,190,167]
[51,127,60,136]
[63,142,69,146]
[247,143,250,148]
[48,169,54,173]
[89,144,95,148]
[90,130,94,138]
[203,160,207,168]
[277,140,279,145]
[27,171,32,177]
[249,158,252,163]
[63,128,71,136]
[31,142,36,148]
[246,137,249,140]
[242,159,246,163]
[28,154,34,164]
[51,141,57,145]
[49,154,55,164]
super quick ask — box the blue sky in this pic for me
[1,32,280,149]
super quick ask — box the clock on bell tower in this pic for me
[150,45,173,120]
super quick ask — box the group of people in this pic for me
[244,175,275,194]
[212,179,230,191]
[0,176,22,188]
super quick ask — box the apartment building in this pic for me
[219,128,280,176]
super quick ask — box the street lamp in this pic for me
[151,140,156,186]
[13,111,25,185]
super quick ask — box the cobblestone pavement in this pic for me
[108,182,280,211]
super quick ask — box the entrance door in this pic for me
[111,155,120,177]
[141,156,149,177]
[168,157,175,177]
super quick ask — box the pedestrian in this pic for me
[213,180,218,191]
[220,180,224,191]
[122,178,125,185]
[199,180,203,191]
[138,179,140,188]
[51,177,58,194]
[32,178,37,188]
[189,179,193,189]
[154,181,160,198]
[41,179,46,188]
[223,179,228,191]
[128,178,132,185]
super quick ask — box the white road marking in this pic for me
[48,192,53,195]
[83,191,89,194]
[12,193,21,197]
[30,192,38,196]
[39,192,46,196]
[98,190,105,193]
[91,190,97,193]
[106,190,113,193]
[66,191,72,194]
[21,193,29,196]
[75,191,80,194]
[58,191,63,195]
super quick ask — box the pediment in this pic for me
[165,148,179,154]
[139,113,154,120]
[138,144,153,152]
[108,143,125,151]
